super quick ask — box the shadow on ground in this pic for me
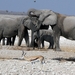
[52,57,75,62]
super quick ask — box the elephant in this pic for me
[27,8,75,51]
[0,17,29,46]
[22,16,49,48]
[33,29,54,49]
[31,25,49,48]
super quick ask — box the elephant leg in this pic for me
[34,41,38,47]
[18,31,23,46]
[50,43,53,49]
[6,37,11,45]
[33,39,35,49]
[51,40,54,49]
[30,31,34,47]
[48,43,53,49]
[0,39,1,44]
[0,31,3,46]
[18,26,24,46]
[30,31,37,48]
[53,26,61,51]
[24,28,29,47]
[48,40,54,49]
[37,39,41,49]
[32,31,39,49]
[18,35,23,46]
[37,30,41,49]
[2,38,5,45]
[41,40,44,48]
[11,36,16,46]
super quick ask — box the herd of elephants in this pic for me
[1,8,75,51]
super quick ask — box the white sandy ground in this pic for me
[0,15,75,75]
[0,31,75,75]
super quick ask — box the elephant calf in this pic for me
[33,29,54,49]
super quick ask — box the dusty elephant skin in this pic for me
[27,8,75,51]
[0,17,29,46]
[33,29,54,49]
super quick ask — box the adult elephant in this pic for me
[0,17,29,46]
[22,16,49,48]
[27,8,75,51]
[22,16,39,47]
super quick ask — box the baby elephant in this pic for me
[33,29,54,49]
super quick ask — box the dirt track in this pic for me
[0,46,75,75]
[0,32,75,75]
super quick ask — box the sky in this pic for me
[0,0,75,15]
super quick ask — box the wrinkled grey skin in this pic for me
[27,8,75,51]
[0,17,29,46]
[33,30,54,49]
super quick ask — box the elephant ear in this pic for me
[23,17,40,32]
[23,19,31,29]
[39,10,57,25]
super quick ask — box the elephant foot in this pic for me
[33,47,35,50]
[41,47,44,49]
[29,42,38,48]
[47,47,53,49]
[47,47,50,49]
[29,44,33,47]
[29,45,32,47]
[55,48,61,51]
[27,44,29,47]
